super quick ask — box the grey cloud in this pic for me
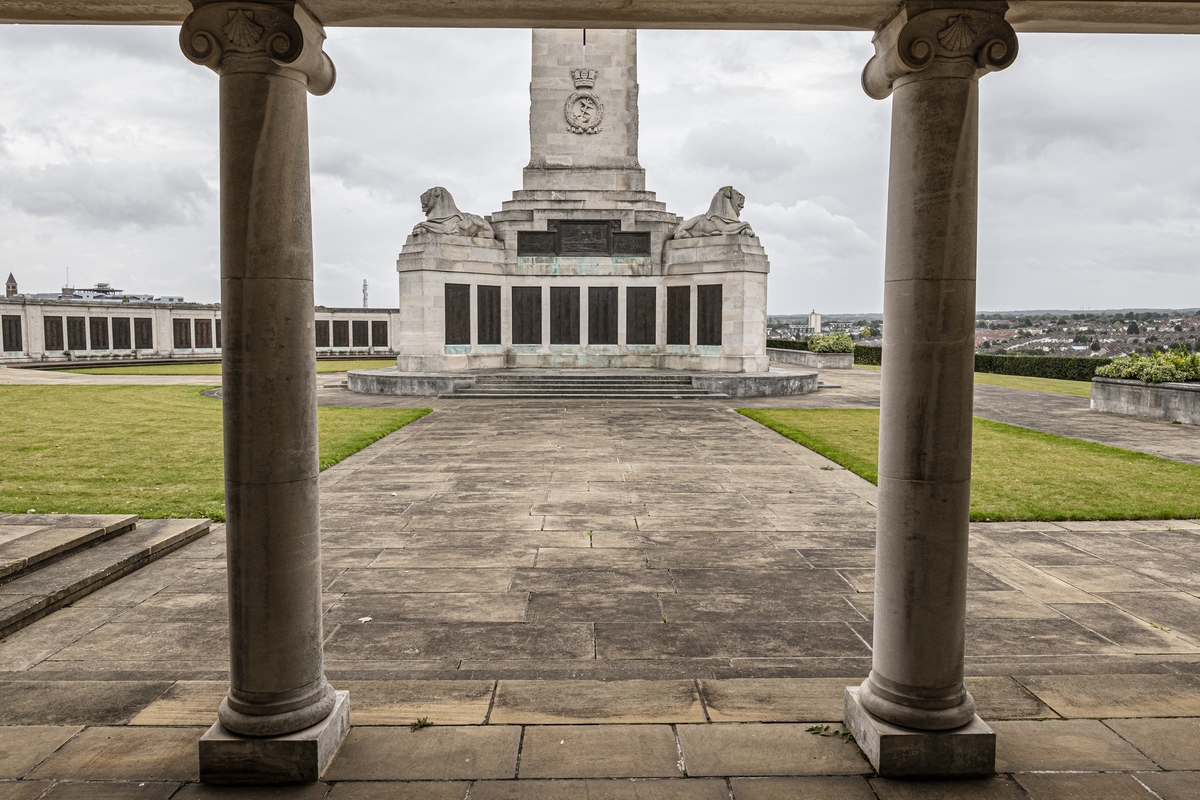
[0,160,213,229]
[680,121,810,182]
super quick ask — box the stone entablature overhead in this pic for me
[395,28,771,374]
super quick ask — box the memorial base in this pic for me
[199,690,350,784]
[844,686,994,778]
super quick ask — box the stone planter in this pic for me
[767,347,854,369]
[1091,377,1200,425]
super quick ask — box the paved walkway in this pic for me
[0,390,1198,797]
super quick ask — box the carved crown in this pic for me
[571,68,598,89]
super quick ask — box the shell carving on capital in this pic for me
[180,1,335,95]
[861,6,1017,100]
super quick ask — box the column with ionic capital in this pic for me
[179,0,347,783]
[844,1,1016,778]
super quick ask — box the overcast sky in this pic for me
[1,26,1198,314]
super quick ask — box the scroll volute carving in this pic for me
[180,1,336,95]
[862,3,1017,99]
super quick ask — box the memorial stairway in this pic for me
[444,373,725,399]
[0,514,211,637]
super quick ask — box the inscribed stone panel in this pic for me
[172,319,191,350]
[697,284,723,347]
[66,317,86,351]
[111,317,131,350]
[333,320,350,348]
[627,287,656,345]
[89,317,109,350]
[588,287,618,345]
[315,320,330,348]
[667,286,691,346]
[512,287,542,345]
[215,319,222,348]
[194,319,213,349]
[371,320,388,348]
[551,287,580,345]
[43,316,64,351]
[353,320,369,348]
[477,285,501,345]
[445,283,471,346]
[1,315,22,352]
[134,318,153,350]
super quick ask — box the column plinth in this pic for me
[844,1,1016,778]
[180,0,346,782]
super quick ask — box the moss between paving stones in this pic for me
[64,359,392,375]
[0,385,430,520]
[740,408,1200,521]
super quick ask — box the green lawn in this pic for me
[65,359,394,376]
[853,363,1090,397]
[0,386,429,520]
[739,408,1200,521]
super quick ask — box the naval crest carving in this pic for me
[565,68,603,134]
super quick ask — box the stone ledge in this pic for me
[1091,376,1200,425]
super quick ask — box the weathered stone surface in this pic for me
[990,720,1157,772]
[518,725,683,778]
[0,726,81,779]
[700,678,850,722]
[677,722,871,776]
[1105,717,1200,769]
[1018,673,1200,717]
[0,680,172,725]
[323,726,520,781]
[731,776,876,800]
[1015,772,1159,800]
[491,679,703,724]
[324,783,469,800]
[27,726,201,781]
[1136,771,1200,800]
[470,779,728,800]
[870,776,1028,800]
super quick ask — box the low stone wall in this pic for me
[691,370,818,397]
[348,369,475,397]
[767,348,854,369]
[1091,377,1200,425]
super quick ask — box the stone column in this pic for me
[180,0,347,783]
[843,1,1016,778]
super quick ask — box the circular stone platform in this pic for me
[347,367,819,398]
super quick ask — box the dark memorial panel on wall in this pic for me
[551,287,580,345]
[588,287,618,345]
[517,220,651,257]
[512,286,542,344]
[315,320,330,348]
[90,318,109,350]
[627,287,656,345]
[667,286,690,345]
[371,320,388,348]
[697,284,723,346]
[172,319,191,349]
[333,320,350,348]
[134,318,153,350]
[112,318,131,350]
[352,320,369,348]
[444,283,471,345]
[477,285,501,345]
[195,319,213,349]
[44,316,64,351]
[216,320,222,348]
[67,317,86,351]
[1,315,22,352]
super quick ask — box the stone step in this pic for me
[446,392,725,399]
[0,514,139,581]
[0,518,211,638]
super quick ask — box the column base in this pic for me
[200,690,350,784]
[844,686,994,778]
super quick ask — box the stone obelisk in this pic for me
[524,29,645,193]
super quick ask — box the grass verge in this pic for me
[65,359,393,376]
[739,407,1200,521]
[0,385,430,520]
[972,372,1092,397]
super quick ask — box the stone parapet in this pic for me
[665,235,770,275]
[1091,377,1200,425]
[767,348,854,369]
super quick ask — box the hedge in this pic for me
[767,338,809,351]
[854,346,882,366]
[974,353,1110,382]
[850,348,1107,379]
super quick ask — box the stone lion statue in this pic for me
[411,187,495,239]
[672,186,755,239]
